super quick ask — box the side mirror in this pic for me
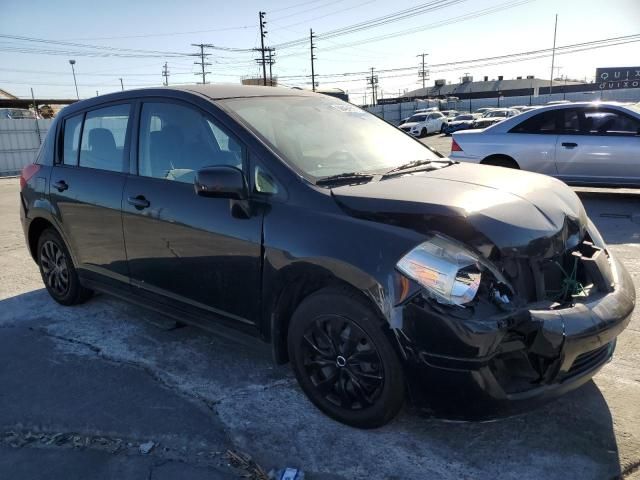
[194,166,247,200]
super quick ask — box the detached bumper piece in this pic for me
[397,253,635,420]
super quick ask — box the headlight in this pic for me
[396,235,511,306]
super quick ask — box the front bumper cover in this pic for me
[395,254,635,420]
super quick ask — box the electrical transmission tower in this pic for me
[162,62,170,86]
[417,53,429,90]
[192,43,213,84]
[366,67,379,106]
[310,29,317,92]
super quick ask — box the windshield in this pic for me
[221,95,439,179]
[485,110,507,118]
[454,115,473,121]
[407,114,427,122]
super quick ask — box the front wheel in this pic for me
[288,287,405,428]
[37,228,93,305]
[420,127,428,138]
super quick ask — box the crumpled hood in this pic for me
[331,162,587,257]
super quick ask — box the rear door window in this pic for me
[78,104,131,172]
[509,110,559,134]
[62,113,83,166]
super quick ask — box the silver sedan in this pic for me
[450,101,640,187]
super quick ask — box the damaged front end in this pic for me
[391,221,635,419]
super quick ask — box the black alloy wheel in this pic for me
[40,240,70,297]
[37,228,93,305]
[301,314,384,410]
[288,287,405,428]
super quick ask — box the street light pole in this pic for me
[69,59,79,100]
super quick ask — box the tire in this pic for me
[420,128,428,138]
[482,155,519,169]
[37,228,93,306]
[287,287,405,428]
[440,124,446,134]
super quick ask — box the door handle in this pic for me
[561,142,578,148]
[53,180,68,192]
[127,195,150,210]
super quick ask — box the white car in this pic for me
[450,101,640,187]
[398,111,447,137]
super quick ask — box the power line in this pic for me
[273,0,467,49]
[276,0,533,55]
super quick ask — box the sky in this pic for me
[1,0,639,102]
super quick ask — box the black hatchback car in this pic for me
[20,85,635,428]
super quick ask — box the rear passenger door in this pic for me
[554,107,640,184]
[121,100,263,328]
[506,109,560,175]
[50,103,132,286]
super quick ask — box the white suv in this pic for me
[399,112,446,137]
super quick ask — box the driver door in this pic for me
[122,100,263,327]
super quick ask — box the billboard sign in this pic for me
[595,67,640,90]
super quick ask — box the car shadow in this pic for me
[0,288,624,479]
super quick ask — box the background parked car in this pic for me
[450,101,640,186]
[471,108,520,129]
[0,108,39,119]
[443,113,478,134]
[398,111,446,136]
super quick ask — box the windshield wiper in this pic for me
[315,171,374,186]
[382,159,455,179]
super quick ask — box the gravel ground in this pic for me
[1,176,639,480]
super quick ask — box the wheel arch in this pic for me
[27,216,56,261]
[480,154,520,169]
[266,261,389,365]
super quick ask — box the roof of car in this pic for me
[170,84,317,99]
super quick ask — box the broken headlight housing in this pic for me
[396,235,508,306]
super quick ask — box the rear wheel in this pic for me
[288,287,405,428]
[482,155,519,169]
[440,123,446,133]
[37,228,92,306]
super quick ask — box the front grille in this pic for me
[564,343,611,380]
[400,126,411,132]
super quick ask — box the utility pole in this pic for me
[417,53,428,90]
[259,11,267,86]
[266,48,276,86]
[366,67,378,106]
[549,14,558,98]
[310,29,317,92]
[30,88,41,144]
[119,78,124,91]
[192,43,213,84]
[68,59,79,100]
[162,62,170,86]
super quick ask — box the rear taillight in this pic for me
[451,138,463,152]
[20,163,41,190]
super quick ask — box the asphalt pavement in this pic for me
[1,174,639,480]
